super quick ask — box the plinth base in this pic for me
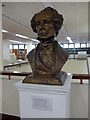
[15,73,72,118]
[22,71,67,85]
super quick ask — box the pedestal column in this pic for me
[16,74,72,118]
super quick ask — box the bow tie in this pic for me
[39,43,52,51]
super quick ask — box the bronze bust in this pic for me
[22,7,69,85]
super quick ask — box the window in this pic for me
[63,44,68,48]
[69,44,74,48]
[19,45,24,49]
[13,45,18,49]
[9,45,12,49]
[75,43,80,48]
[81,43,86,48]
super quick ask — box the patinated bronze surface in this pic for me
[22,7,69,85]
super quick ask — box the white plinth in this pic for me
[15,74,72,118]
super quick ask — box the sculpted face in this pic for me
[35,11,56,41]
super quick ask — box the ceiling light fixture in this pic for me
[9,40,27,44]
[67,37,73,43]
[29,38,39,43]
[15,33,28,39]
[2,29,8,33]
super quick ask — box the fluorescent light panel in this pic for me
[2,29,8,33]
[30,38,39,42]
[9,40,27,44]
[15,33,28,39]
[67,37,73,43]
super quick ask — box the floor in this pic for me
[0,113,20,120]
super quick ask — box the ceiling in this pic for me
[2,2,88,44]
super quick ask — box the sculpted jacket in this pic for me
[27,40,69,78]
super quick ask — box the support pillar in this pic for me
[0,1,2,115]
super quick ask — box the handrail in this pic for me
[0,71,31,80]
[0,71,90,84]
[3,61,29,70]
[72,73,90,84]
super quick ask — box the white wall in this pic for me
[0,1,2,114]
[27,41,33,54]
[3,40,11,61]
[87,57,90,74]
[62,59,88,74]
[88,43,90,47]
[2,78,21,116]
[70,83,88,118]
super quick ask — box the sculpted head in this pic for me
[22,7,68,85]
[31,7,64,41]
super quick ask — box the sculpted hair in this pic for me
[31,7,64,36]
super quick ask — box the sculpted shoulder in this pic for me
[54,41,69,59]
[27,48,36,62]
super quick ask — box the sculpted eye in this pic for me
[36,21,40,26]
[43,20,49,24]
